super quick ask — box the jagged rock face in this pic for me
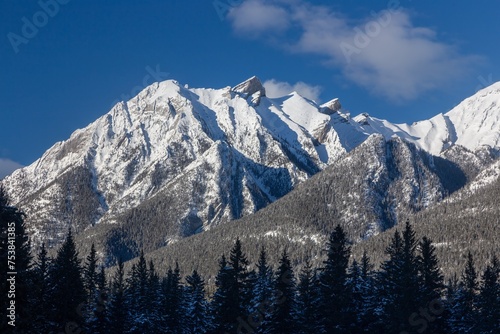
[241,135,450,240]
[320,98,342,115]
[231,76,266,97]
[2,77,365,259]
[143,134,499,280]
[3,77,500,263]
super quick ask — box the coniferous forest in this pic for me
[1,188,499,334]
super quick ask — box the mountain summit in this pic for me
[2,77,500,262]
[2,77,364,252]
[355,83,500,155]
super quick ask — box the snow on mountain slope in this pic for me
[3,77,500,261]
[354,82,500,155]
[447,82,500,149]
[1,77,369,253]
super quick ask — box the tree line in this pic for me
[1,188,499,333]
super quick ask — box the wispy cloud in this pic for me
[227,0,290,36]
[228,0,481,101]
[0,159,23,179]
[263,79,322,102]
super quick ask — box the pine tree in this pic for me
[360,250,373,280]
[125,250,153,333]
[347,259,377,333]
[449,252,479,333]
[249,247,274,332]
[318,224,351,333]
[477,255,500,333]
[266,250,296,334]
[418,237,444,301]
[185,270,210,333]
[377,221,421,333]
[0,187,32,333]
[355,251,379,332]
[417,237,448,333]
[160,262,184,333]
[146,259,161,332]
[83,243,98,331]
[108,257,127,334]
[210,254,239,333]
[87,265,108,334]
[84,243,98,294]
[47,229,87,333]
[209,238,252,333]
[295,259,320,334]
[228,237,252,315]
[30,243,52,333]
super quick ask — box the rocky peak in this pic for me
[320,98,341,115]
[231,76,266,98]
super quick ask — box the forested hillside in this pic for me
[2,190,498,333]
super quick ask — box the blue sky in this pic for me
[1,0,499,177]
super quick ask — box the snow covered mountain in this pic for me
[1,77,368,251]
[355,82,500,155]
[2,77,500,263]
[133,134,500,280]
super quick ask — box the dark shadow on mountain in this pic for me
[231,148,293,215]
[432,156,468,194]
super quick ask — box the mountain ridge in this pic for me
[2,76,500,265]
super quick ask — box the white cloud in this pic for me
[263,79,322,101]
[0,159,23,179]
[228,0,290,35]
[228,1,480,101]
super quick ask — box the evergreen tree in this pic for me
[449,252,479,333]
[84,243,98,295]
[360,250,373,280]
[83,243,98,331]
[267,251,296,334]
[418,237,444,301]
[377,221,421,333]
[108,257,127,334]
[295,259,320,334]
[210,254,239,333]
[477,256,500,333]
[417,237,448,333]
[96,266,109,333]
[355,251,379,332]
[47,229,87,333]
[86,265,108,334]
[160,262,184,333]
[228,237,252,315]
[266,250,296,334]
[346,259,378,333]
[209,238,252,333]
[0,187,32,333]
[125,250,154,333]
[318,224,351,333]
[185,270,210,333]
[250,247,274,332]
[30,243,52,333]
[146,260,161,332]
